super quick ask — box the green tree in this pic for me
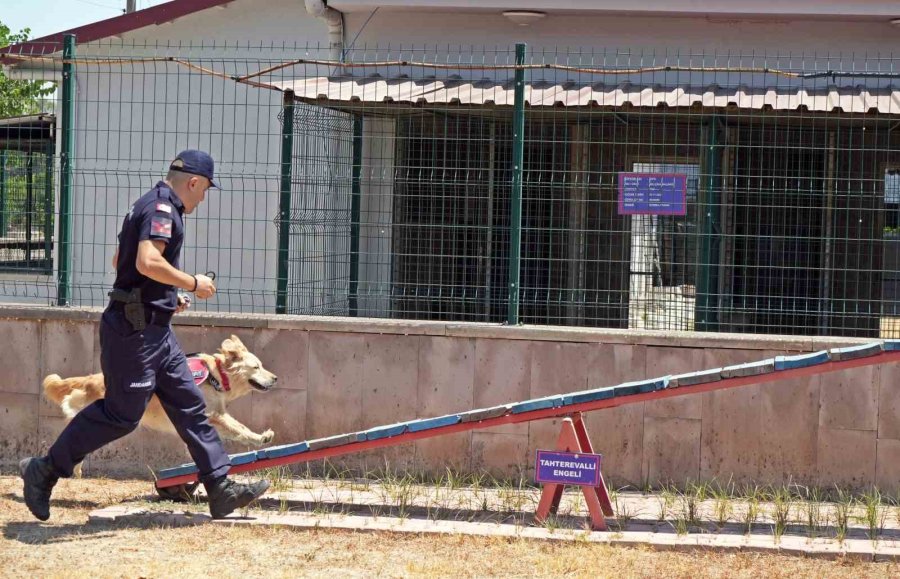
[0,22,55,117]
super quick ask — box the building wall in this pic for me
[62,0,329,312]
[2,305,898,492]
[344,10,900,64]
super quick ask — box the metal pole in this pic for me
[57,34,75,305]
[567,124,588,325]
[819,131,835,335]
[276,90,295,314]
[44,142,53,270]
[0,150,6,237]
[26,154,33,263]
[507,42,526,325]
[349,115,363,317]
[484,122,496,320]
[696,116,722,332]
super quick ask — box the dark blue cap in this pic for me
[169,149,219,188]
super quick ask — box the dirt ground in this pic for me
[0,475,898,579]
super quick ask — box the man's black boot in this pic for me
[205,476,270,519]
[19,457,59,522]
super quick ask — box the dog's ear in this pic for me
[220,335,247,361]
[228,334,248,351]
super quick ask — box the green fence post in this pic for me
[25,154,34,263]
[507,42,526,325]
[276,90,295,314]
[349,115,363,317]
[0,150,6,237]
[44,142,53,271]
[696,116,723,332]
[57,34,75,305]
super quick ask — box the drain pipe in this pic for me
[305,0,344,62]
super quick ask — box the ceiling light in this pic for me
[503,11,546,26]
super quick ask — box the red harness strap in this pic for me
[214,357,231,391]
[186,355,230,392]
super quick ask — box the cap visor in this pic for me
[210,179,220,189]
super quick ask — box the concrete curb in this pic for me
[89,505,900,561]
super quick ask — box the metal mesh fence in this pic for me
[3,39,900,337]
[0,148,54,274]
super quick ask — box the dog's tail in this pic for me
[42,374,74,405]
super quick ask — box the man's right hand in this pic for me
[193,274,216,299]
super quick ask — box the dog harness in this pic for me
[186,354,231,392]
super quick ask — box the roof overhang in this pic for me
[0,0,236,65]
[275,75,900,115]
[0,113,56,152]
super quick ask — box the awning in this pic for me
[274,75,900,114]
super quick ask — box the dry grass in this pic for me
[1,475,898,578]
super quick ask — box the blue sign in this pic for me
[535,450,602,486]
[618,173,687,215]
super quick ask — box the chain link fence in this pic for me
[2,39,900,337]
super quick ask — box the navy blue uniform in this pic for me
[48,182,230,482]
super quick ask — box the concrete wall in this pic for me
[1,305,898,492]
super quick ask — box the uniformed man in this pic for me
[19,150,269,521]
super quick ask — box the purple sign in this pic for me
[618,173,687,215]
[535,450,602,486]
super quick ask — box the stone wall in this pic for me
[1,306,897,492]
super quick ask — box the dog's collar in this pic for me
[214,357,231,392]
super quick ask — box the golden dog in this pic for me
[43,335,278,448]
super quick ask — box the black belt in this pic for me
[108,302,174,327]
[108,288,173,329]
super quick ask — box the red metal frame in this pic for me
[534,414,613,531]
[156,351,900,489]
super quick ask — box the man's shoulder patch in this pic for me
[155,202,172,214]
[150,215,173,239]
